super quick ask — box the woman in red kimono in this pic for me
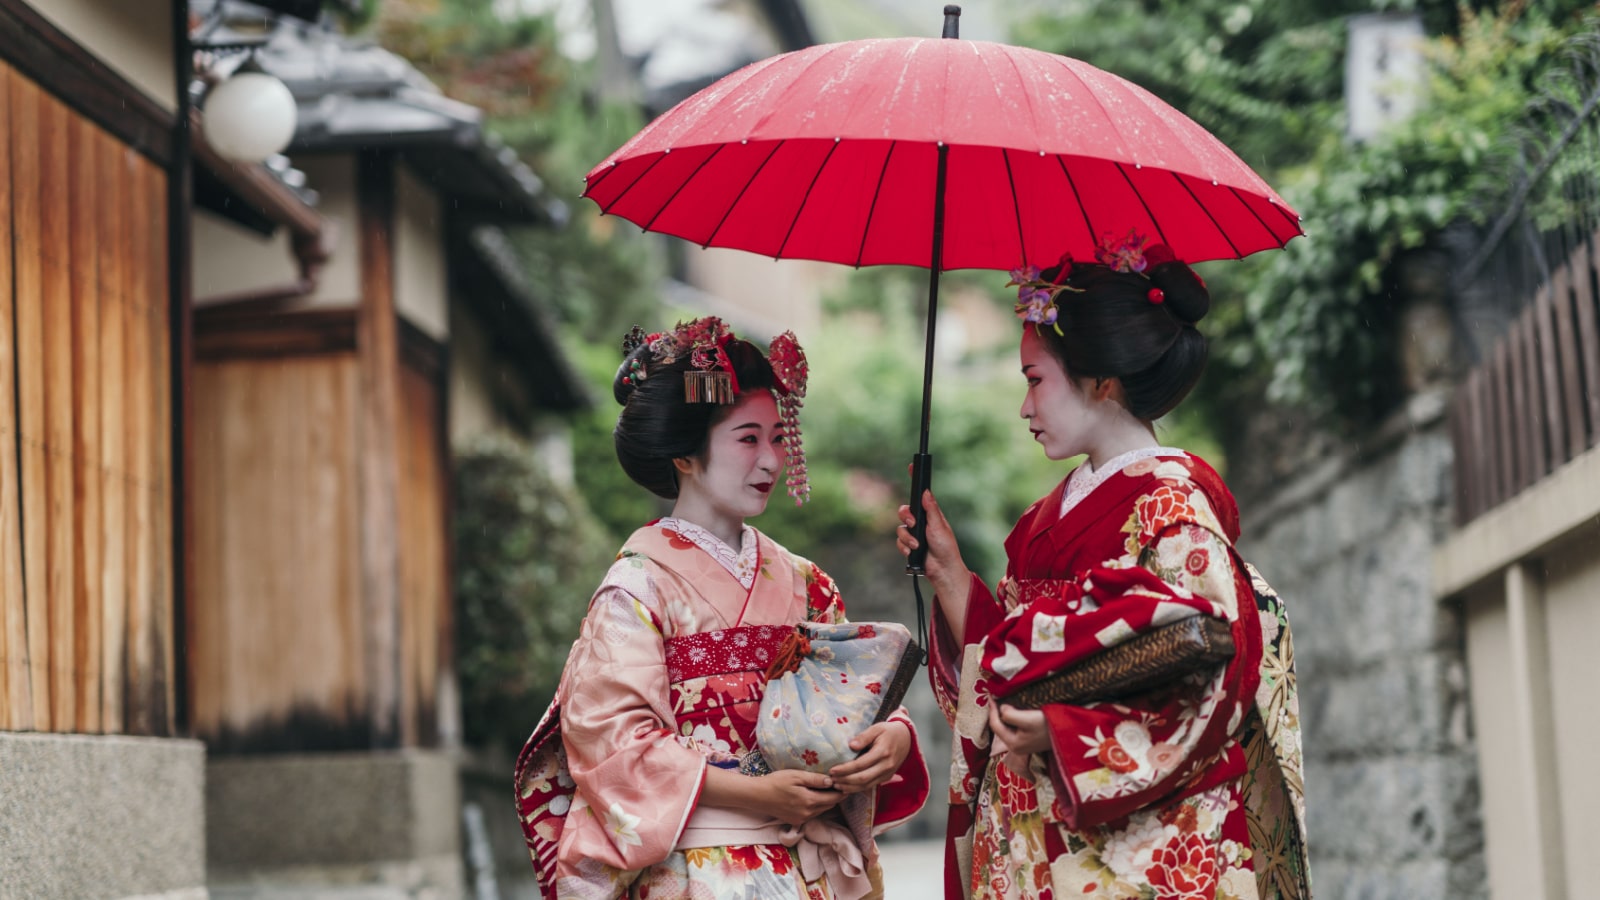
[517,317,929,900]
[896,237,1308,900]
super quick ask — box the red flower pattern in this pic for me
[1136,484,1199,544]
[1146,831,1219,900]
[857,624,876,639]
[802,749,819,766]
[806,566,835,613]
[866,681,882,695]
[662,527,697,551]
[1096,738,1139,773]
[725,845,763,871]
[758,844,795,876]
[1185,547,1209,576]
[1161,802,1200,834]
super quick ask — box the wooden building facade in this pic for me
[0,0,180,741]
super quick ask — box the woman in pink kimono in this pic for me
[896,238,1308,900]
[517,317,930,900]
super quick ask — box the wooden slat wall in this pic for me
[398,362,448,747]
[0,62,174,735]
[190,353,368,751]
[1453,229,1600,525]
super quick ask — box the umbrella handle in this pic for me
[905,452,933,575]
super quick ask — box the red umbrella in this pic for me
[584,7,1301,570]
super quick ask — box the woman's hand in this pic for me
[896,490,973,642]
[759,770,845,826]
[828,721,912,794]
[989,703,1051,756]
[702,765,840,826]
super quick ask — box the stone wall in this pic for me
[1237,389,1485,899]
[0,733,206,900]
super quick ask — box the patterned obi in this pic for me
[664,624,796,757]
[999,577,1093,615]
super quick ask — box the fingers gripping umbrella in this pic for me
[583,6,1301,574]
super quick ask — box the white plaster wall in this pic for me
[1463,589,1526,900]
[681,245,838,340]
[395,165,448,341]
[191,155,361,309]
[448,307,514,444]
[1541,532,1600,895]
[33,0,176,110]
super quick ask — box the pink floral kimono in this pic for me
[516,518,930,900]
[930,449,1309,900]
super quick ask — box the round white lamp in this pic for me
[205,70,298,163]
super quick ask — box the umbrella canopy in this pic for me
[583,11,1300,577]
[584,36,1302,270]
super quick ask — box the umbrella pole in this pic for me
[906,142,949,577]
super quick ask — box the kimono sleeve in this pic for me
[994,482,1262,829]
[557,582,707,873]
[929,572,1008,727]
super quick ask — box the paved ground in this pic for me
[877,839,946,899]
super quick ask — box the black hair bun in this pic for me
[1148,260,1210,326]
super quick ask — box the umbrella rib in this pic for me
[1002,148,1028,264]
[583,162,621,199]
[704,141,785,249]
[644,144,727,232]
[594,152,670,217]
[855,140,898,268]
[1227,185,1289,249]
[1171,171,1242,258]
[1054,155,1098,241]
[776,139,841,260]
[1262,191,1304,233]
[1114,163,1172,249]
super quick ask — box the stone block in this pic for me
[0,732,205,900]
[207,750,460,873]
[1308,754,1478,866]
[1305,654,1456,756]
[1312,858,1455,900]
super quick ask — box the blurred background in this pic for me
[2,1,1599,899]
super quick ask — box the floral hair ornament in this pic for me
[1011,230,1184,325]
[1009,249,1081,332]
[644,316,741,404]
[768,330,810,506]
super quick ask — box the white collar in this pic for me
[658,516,759,589]
[1059,446,1187,519]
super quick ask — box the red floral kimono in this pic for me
[930,450,1308,900]
[516,519,930,900]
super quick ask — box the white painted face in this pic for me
[676,389,785,524]
[1017,327,1112,462]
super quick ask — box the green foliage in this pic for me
[1024,0,1599,427]
[1242,5,1579,419]
[1020,0,1367,172]
[453,436,613,751]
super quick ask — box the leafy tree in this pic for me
[453,436,613,751]
[1020,0,1600,438]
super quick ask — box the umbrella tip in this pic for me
[942,5,960,39]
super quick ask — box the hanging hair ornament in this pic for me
[650,317,739,404]
[768,331,810,506]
